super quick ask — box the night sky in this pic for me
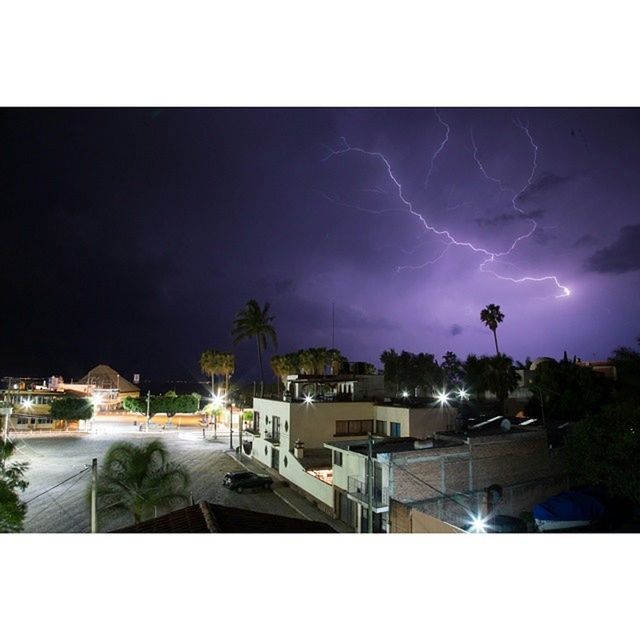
[2,108,639,382]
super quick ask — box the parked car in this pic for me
[223,471,273,493]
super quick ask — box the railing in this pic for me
[347,476,388,508]
[264,430,280,444]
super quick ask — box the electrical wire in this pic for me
[24,466,90,505]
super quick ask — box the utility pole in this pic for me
[145,390,151,432]
[228,403,234,450]
[367,434,374,534]
[1,406,12,445]
[238,404,243,458]
[91,457,98,533]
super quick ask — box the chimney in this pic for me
[294,439,304,459]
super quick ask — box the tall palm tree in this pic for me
[199,349,221,398]
[93,439,190,526]
[218,352,235,396]
[232,300,278,390]
[480,303,505,356]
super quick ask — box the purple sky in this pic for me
[2,108,639,380]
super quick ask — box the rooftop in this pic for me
[113,501,336,533]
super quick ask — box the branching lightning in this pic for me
[425,108,450,190]
[324,119,571,299]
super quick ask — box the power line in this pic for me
[24,467,90,505]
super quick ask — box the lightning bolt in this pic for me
[324,124,571,299]
[425,108,450,190]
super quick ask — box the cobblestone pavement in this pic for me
[12,427,300,533]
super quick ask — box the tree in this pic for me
[0,440,29,533]
[527,357,613,421]
[123,393,200,423]
[93,439,190,526]
[232,300,278,390]
[380,350,440,396]
[610,337,640,403]
[480,303,505,356]
[565,404,640,502]
[218,353,235,395]
[327,348,347,375]
[441,351,463,388]
[483,354,519,412]
[200,349,222,398]
[50,397,94,429]
[462,354,489,400]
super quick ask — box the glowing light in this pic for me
[91,393,103,407]
[303,394,315,405]
[436,390,450,406]
[210,393,225,410]
[401,390,409,398]
[21,398,34,410]
[324,122,572,299]
[456,388,470,401]
[469,515,488,533]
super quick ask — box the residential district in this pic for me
[1,302,639,534]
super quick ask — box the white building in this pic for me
[247,374,456,529]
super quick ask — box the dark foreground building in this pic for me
[114,501,336,533]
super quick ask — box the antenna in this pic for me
[332,302,335,349]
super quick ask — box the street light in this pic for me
[469,515,488,533]
[435,390,450,406]
[401,390,409,398]
[456,388,470,401]
[303,394,314,405]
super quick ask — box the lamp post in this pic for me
[1,405,12,445]
[228,402,234,451]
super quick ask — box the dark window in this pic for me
[253,412,260,430]
[333,451,343,466]
[390,422,401,437]
[336,419,373,436]
[272,416,281,440]
[375,420,386,435]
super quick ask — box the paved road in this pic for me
[12,427,300,533]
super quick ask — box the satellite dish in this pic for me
[500,418,512,432]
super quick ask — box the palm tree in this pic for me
[93,439,190,526]
[218,352,235,396]
[480,303,505,356]
[232,300,278,391]
[200,349,221,398]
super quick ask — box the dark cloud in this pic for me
[450,324,463,336]
[517,172,572,202]
[475,208,545,227]
[586,225,640,273]
[573,233,598,248]
[274,279,295,296]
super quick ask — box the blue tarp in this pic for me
[533,491,605,523]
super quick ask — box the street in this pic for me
[12,423,300,533]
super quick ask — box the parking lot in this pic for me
[12,425,301,533]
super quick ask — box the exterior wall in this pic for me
[389,432,568,520]
[329,446,367,492]
[279,451,334,508]
[373,405,456,438]
[289,402,374,449]
[389,500,464,533]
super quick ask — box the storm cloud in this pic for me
[586,225,640,273]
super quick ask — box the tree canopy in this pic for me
[50,397,94,423]
[123,392,200,417]
[565,403,640,502]
[92,439,190,525]
[0,440,29,533]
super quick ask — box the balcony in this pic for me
[264,430,280,445]
[347,476,389,511]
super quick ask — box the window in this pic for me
[375,420,386,435]
[253,412,260,430]
[272,416,281,441]
[335,419,373,436]
[333,451,343,466]
[390,422,401,437]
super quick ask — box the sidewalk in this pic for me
[228,452,353,533]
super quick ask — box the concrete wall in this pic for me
[389,500,464,533]
[373,405,456,438]
[388,431,568,521]
[279,451,334,508]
